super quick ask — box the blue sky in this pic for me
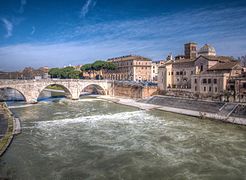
[0,0,246,71]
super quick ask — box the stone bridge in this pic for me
[0,79,114,103]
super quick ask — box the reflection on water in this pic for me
[0,98,246,180]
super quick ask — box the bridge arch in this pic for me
[80,84,106,95]
[36,83,73,101]
[0,79,112,103]
[0,86,27,102]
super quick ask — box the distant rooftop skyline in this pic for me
[0,0,246,71]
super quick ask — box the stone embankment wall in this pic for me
[142,86,158,98]
[146,96,246,125]
[0,103,14,156]
[113,82,157,99]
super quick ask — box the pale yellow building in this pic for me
[105,55,152,81]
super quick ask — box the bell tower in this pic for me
[184,42,197,59]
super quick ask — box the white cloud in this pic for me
[80,0,96,18]
[31,26,36,35]
[1,18,13,38]
[0,40,159,71]
[18,0,27,14]
[0,5,246,71]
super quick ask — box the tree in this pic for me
[68,70,81,79]
[60,67,75,79]
[80,64,92,72]
[48,68,61,78]
[104,62,117,70]
[92,60,105,71]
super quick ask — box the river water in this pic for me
[0,98,246,179]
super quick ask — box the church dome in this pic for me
[198,44,216,56]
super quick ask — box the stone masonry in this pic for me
[0,79,113,103]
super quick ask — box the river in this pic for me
[0,97,246,179]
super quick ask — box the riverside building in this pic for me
[158,43,244,101]
[104,55,152,81]
[151,60,165,82]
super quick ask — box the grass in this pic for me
[46,85,64,90]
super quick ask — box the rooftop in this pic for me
[208,61,241,71]
[107,55,152,62]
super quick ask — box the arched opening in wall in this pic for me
[0,87,26,102]
[37,84,72,101]
[80,84,106,97]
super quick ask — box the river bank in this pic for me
[0,102,21,157]
[98,95,246,126]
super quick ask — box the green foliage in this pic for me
[80,61,117,72]
[48,68,61,78]
[93,60,106,71]
[104,62,117,70]
[60,67,75,79]
[46,85,64,90]
[68,70,81,79]
[49,67,82,79]
[80,64,92,72]
[49,60,117,80]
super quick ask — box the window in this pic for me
[168,72,170,75]
[214,79,217,84]
[195,86,197,91]
[201,65,203,72]
[171,72,173,75]
[184,71,186,75]
[191,71,193,75]
[180,71,183,75]
[177,78,179,81]
[208,79,211,84]
[230,85,234,90]
[203,79,207,84]
[215,87,218,92]
[176,72,180,75]
[243,83,246,88]
[204,87,206,92]
[209,87,212,92]
[195,79,197,84]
